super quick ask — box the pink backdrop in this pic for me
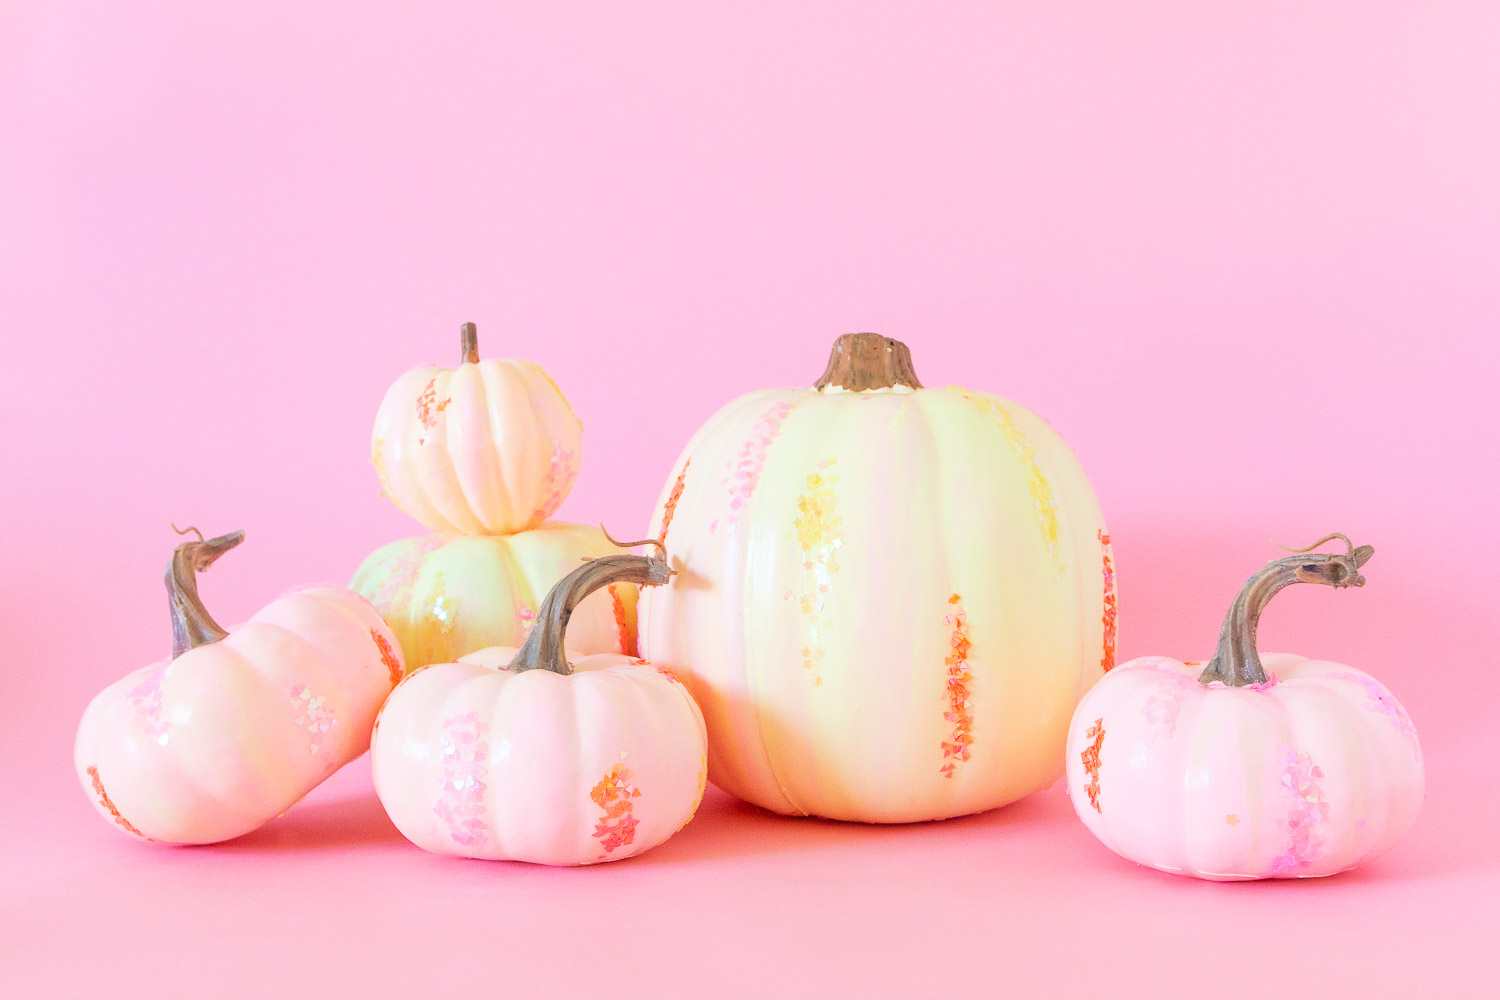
[3,2,1497,995]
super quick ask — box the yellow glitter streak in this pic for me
[953,389,1063,575]
[676,755,709,833]
[421,571,462,663]
[370,436,397,505]
[788,459,843,684]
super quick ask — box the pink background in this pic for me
[3,2,1497,996]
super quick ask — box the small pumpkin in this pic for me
[350,522,639,672]
[76,528,404,845]
[371,322,582,534]
[1064,535,1423,880]
[372,545,707,865]
[638,333,1111,823]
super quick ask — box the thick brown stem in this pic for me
[166,529,245,659]
[814,333,923,392]
[1197,537,1373,687]
[509,554,671,675]
[460,322,479,364]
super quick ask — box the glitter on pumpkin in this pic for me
[87,765,148,840]
[940,594,975,778]
[415,377,452,441]
[425,572,461,634]
[954,389,1063,576]
[788,459,843,684]
[1327,671,1419,748]
[1098,529,1117,672]
[370,435,396,503]
[528,441,577,524]
[1226,813,1240,826]
[1081,719,1105,812]
[434,712,490,848]
[517,601,537,641]
[676,756,709,832]
[590,764,641,857]
[711,400,793,534]
[1270,747,1328,875]
[609,584,636,656]
[371,628,403,687]
[126,664,169,745]
[657,460,691,547]
[363,536,446,619]
[289,683,338,762]
[1142,672,1191,741]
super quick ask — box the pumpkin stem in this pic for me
[814,333,924,392]
[166,527,245,659]
[1198,535,1373,687]
[460,322,479,364]
[508,553,671,675]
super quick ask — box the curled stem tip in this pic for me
[600,523,667,560]
[171,523,205,542]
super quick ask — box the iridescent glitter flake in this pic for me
[941,594,976,778]
[425,571,461,634]
[1098,529,1117,672]
[1081,718,1105,812]
[363,536,445,618]
[434,712,490,848]
[1270,747,1328,875]
[290,683,338,760]
[1329,671,1419,746]
[1226,813,1240,826]
[657,459,691,547]
[528,441,578,523]
[87,765,147,839]
[1142,672,1191,741]
[710,400,793,534]
[786,459,844,684]
[609,584,635,656]
[371,628,403,687]
[517,600,537,641]
[126,664,169,745]
[415,377,452,443]
[590,763,641,858]
[954,389,1063,576]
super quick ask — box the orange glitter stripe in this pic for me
[372,628,403,687]
[590,764,641,858]
[1081,719,1105,812]
[941,594,975,778]
[1099,529,1117,672]
[609,584,636,657]
[657,459,691,547]
[87,765,147,839]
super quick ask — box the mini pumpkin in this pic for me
[1064,535,1423,880]
[371,322,582,534]
[372,545,707,865]
[76,528,404,845]
[638,333,1111,823]
[350,522,639,672]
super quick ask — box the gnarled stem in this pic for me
[814,333,923,392]
[460,322,479,364]
[1198,534,1374,687]
[509,553,671,675]
[166,528,245,659]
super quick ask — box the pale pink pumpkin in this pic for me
[1065,536,1423,880]
[75,529,405,845]
[373,547,707,865]
[371,322,582,534]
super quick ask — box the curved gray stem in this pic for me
[508,554,670,675]
[166,530,245,659]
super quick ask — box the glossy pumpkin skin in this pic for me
[75,586,404,845]
[1064,653,1424,880]
[371,342,581,535]
[372,647,708,865]
[350,523,639,671]
[638,379,1110,823]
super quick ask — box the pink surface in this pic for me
[2,2,1497,996]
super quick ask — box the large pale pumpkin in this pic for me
[371,322,582,534]
[638,333,1112,823]
[373,549,707,865]
[351,522,638,672]
[76,529,404,844]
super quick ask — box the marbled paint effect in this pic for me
[953,389,1063,576]
[941,594,975,778]
[87,765,147,840]
[710,399,793,534]
[787,459,843,685]
[1270,747,1328,875]
[1081,719,1105,812]
[590,764,641,857]
[1099,529,1117,672]
[657,460,691,547]
[434,712,490,848]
